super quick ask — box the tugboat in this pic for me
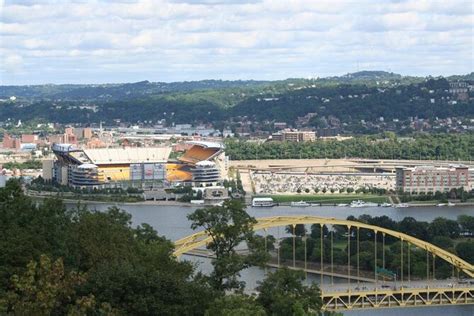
[290,201,311,207]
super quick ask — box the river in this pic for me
[67,202,474,315]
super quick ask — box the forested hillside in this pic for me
[230,78,473,123]
[0,71,424,102]
[225,133,474,161]
[0,74,472,134]
[0,80,269,102]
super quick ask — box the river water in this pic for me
[69,202,474,315]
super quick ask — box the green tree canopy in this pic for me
[205,294,266,316]
[187,200,261,291]
[0,180,216,315]
[455,241,474,264]
[257,268,322,316]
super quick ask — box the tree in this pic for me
[205,295,266,316]
[187,200,259,291]
[0,185,218,315]
[196,190,203,200]
[84,260,214,315]
[286,224,307,237]
[1,255,112,315]
[398,217,429,241]
[67,206,139,270]
[0,182,72,291]
[369,216,397,231]
[257,268,322,316]
[458,215,474,236]
[455,241,474,264]
[428,217,460,240]
[431,236,454,250]
[310,224,329,239]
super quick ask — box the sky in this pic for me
[1,0,473,85]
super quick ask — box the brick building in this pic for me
[271,129,316,142]
[396,165,470,194]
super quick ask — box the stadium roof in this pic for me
[186,141,224,149]
[78,163,98,169]
[84,147,171,164]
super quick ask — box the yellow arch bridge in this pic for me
[174,215,474,311]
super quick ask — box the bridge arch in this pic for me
[174,215,474,278]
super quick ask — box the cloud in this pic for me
[0,0,473,84]
[2,53,24,73]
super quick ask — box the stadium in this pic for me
[50,141,227,189]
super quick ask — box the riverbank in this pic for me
[253,194,474,208]
[30,195,194,207]
[28,193,474,208]
[261,194,389,204]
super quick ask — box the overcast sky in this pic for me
[1,0,473,85]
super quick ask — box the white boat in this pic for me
[190,199,205,205]
[337,203,349,207]
[365,202,379,207]
[395,203,409,208]
[290,201,311,207]
[350,200,366,208]
[381,203,392,207]
[448,202,456,207]
[437,203,446,207]
[252,197,275,207]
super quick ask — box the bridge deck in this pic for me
[321,284,474,310]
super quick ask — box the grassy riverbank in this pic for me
[265,194,389,204]
[26,191,145,203]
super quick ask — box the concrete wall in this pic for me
[42,159,54,181]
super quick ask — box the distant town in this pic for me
[1,74,473,207]
[1,122,473,207]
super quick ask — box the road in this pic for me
[321,279,474,294]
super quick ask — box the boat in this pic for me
[350,200,366,208]
[395,203,409,208]
[448,202,456,207]
[337,203,349,207]
[437,203,446,207]
[290,201,311,207]
[381,203,392,207]
[190,199,205,205]
[365,202,379,207]
[252,197,275,207]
